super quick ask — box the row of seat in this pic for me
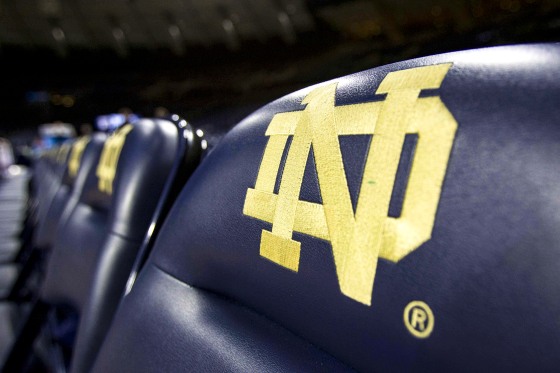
[0,117,202,371]
[1,43,560,372]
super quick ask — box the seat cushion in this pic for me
[94,265,354,373]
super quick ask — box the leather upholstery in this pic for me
[0,136,106,362]
[94,44,560,372]
[34,133,97,249]
[39,118,200,373]
[0,136,105,285]
[33,143,73,237]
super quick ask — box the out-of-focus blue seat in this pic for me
[0,134,106,366]
[1,117,202,372]
[0,136,102,301]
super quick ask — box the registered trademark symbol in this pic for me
[404,301,434,338]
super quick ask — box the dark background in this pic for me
[1,0,559,139]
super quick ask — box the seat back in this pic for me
[33,143,72,225]
[34,136,98,250]
[3,135,106,301]
[39,118,201,372]
[94,44,560,372]
[0,142,70,264]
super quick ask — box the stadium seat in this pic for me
[2,117,202,372]
[92,44,560,372]
[0,135,107,302]
[34,137,94,253]
[16,144,70,262]
[0,140,73,265]
[0,134,106,366]
[33,144,73,228]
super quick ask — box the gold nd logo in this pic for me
[243,64,458,306]
[96,124,133,194]
[56,142,72,164]
[68,136,90,178]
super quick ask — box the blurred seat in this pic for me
[92,44,560,372]
[31,143,74,240]
[4,143,71,268]
[0,135,106,303]
[0,140,74,265]
[2,117,202,372]
[0,134,106,368]
[34,137,92,254]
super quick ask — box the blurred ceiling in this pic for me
[0,0,314,54]
[1,0,560,136]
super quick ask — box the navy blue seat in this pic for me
[1,118,202,372]
[0,140,71,264]
[0,135,106,366]
[34,137,93,253]
[94,44,560,372]
[32,144,72,230]
[0,136,102,302]
[0,143,72,266]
